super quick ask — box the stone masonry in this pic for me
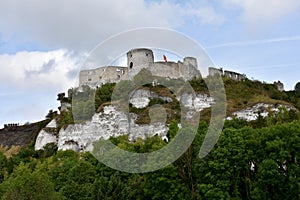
[79,48,201,88]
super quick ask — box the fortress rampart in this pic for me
[79,66,127,88]
[208,67,285,91]
[79,48,201,88]
[208,67,245,81]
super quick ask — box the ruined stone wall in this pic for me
[79,48,201,87]
[274,81,284,91]
[209,67,246,81]
[79,66,127,88]
[4,123,19,128]
[208,67,223,76]
[148,62,180,79]
[179,59,201,80]
[224,70,244,81]
[147,60,200,81]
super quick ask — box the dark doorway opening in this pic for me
[129,62,133,69]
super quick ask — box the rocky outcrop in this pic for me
[129,90,152,109]
[129,89,172,109]
[58,106,130,152]
[35,91,217,152]
[178,93,214,112]
[35,92,296,152]
[35,119,58,150]
[227,103,294,121]
[177,93,215,119]
[39,94,296,152]
[35,106,169,152]
[58,106,169,152]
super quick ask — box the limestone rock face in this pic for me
[35,106,169,152]
[178,93,215,111]
[193,94,215,111]
[129,90,152,109]
[34,119,58,150]
[129,89,173,109]
[176,93,215,120]
[46,119,57,128]
[227,103,294,121]
[129,123,168,141]
[58,106,130,152]
[40,106,169,152]
[35,92,216,152]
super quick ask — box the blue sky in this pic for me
[0,0,299,127]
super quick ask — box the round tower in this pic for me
[127,48,154,78]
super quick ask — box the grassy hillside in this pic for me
[222,77,295,113]
[0,120,50,148]
[4,75,296,149]
[91,77,298,123]
[0,76,299,200]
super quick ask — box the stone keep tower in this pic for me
[127,48,154,79]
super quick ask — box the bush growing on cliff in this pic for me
[95,83,115,111]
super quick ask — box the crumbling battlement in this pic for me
[208,67,223,76]
[79,66,128,88]
[208,67,285,91]
[208,67,245,81]
[4,123,19,128]
[274,81,284,91]
[224,70,244,81]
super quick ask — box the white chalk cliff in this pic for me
[35,91,295,152]
[35,119,58,150]
[35,92,216,152]
[227,103,294,121]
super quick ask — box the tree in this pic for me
[95,83,115,111]
[59,161,96,200]
[0,162,62,200]
[57,92,65,101]
[37,142,58,158]
[142,165,190,200]
[0,152,7,183]
[295,82,300,97]
[45,109,57,119]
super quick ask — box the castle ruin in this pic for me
[4,123,19,128]
[208,67,285,91]
[79,48,201,88]
[208,67,246,81]
[224,70,244,81]
[274,81,284,91]
[208,67,223,76]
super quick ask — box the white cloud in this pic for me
[206,35,300,49]
[0,49,83,127]
[0,49,82,91]
[221,0,300,29]
[0,0,225,51]
[0,0,227,126]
